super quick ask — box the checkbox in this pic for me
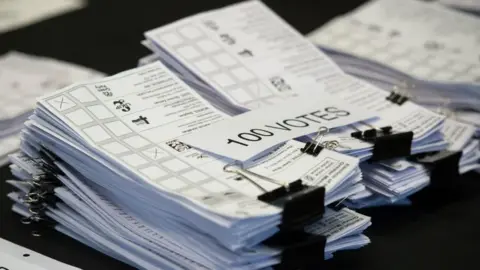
[177,46,201,59]
[48,96,75,111]
[196,159,224,175]
[160,177,188,191]
[231,67,255,81]
[197,39,220,53]
[162,159,190,172]
[87,105,114,120]
[201,181,230,193]
[160,32,183,46]
[105,121,132,136]
[213,53,237,67]
[229,88,252,103]
[181,188,207,198]
[428,57,450,69]
[102,141,130,154]
[212,73,236,87]
[69,87,97,103]
[65,109,94,126]
[194,59,219,73]
[124,136,150,149]
[140,166,168,180]
[122,153,148,167]
[247,83,272,98]
[83,125,111,142]
[182,170,208,183]
[179,26,202,39]
[142,147,169,160]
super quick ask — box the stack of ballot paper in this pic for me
[0,52,104,166]
[308,0,480,115]
[141,0,462,206]
[306,0,480,205]
[7,61,373,269]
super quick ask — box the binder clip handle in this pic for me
[301,126,329,157]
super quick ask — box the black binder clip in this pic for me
[386,91,409,105]
[351,125,413,161]
[35,147,65,176]
[301,126,330,157]
[266,230,326,270]
[20,154,62,237]
[409,150,461,187]
[386,83,412,105]
[224,164,325,230]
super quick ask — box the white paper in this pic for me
[145,0,344,110]
[0,238,79,270]
[308,0,480,84]
[438,0,480,11]
[348,0,480,56]
[181,90,375,161]
[146,0,445,156]
[0,0,86,34]
[442,119,476,151]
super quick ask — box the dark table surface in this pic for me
[1,1,480,269]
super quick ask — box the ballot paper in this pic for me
[0,52,104,166]
[7,139,370,270]
[0,238,79,270]
[308,0,480,111]
[0,0,86,34]
[347,118,480,207]
[4,58,373,270]
[180,91,375,161]
[34,61,366,218]
[144,0,447,160]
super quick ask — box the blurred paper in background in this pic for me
[0,0,86,34]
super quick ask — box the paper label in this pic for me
[181,91,374,161]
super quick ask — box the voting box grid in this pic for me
[315,19,480,84]
[44,86,251,208]
[154,23,285,109]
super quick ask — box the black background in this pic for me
[1,1,480,269]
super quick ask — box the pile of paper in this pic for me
[141,0,460,205]
[307,0,480,205]
[6,61,375,269]
[6,0,480,268]
[308,0,480,113]
[0,52,104,165]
